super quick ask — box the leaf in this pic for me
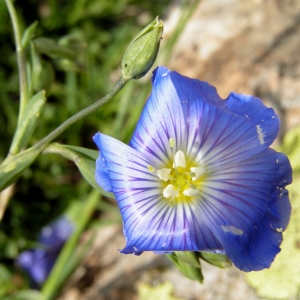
[10,91,46,154]
[44,144,114,198]
[0,147,40,192]
[31,50,55,92]
[198,252,232,269]
[167,253,204,283]
[2,290,41,300]
[62,145,98,160]
[174,251,201,268]
[21,21,39,49]
[33,37,76,60]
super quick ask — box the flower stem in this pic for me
[32,77,129,151]
[41,190,100,300]
[5,0,29,125]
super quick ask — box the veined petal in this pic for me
[95,133,159,190]
[93,66,292,272]
[224,93,280,147]
[93,133,114,192]
[95,133,223,253]
[197,148,292,271]
[129,66,224,164]
[184,101,263,167]
[129,67,186,167]
[121,199,223,254]
[131,67,278,170]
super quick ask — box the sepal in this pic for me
[198,251,232,269]
[167,252,204,283]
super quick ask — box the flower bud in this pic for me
[121,16,164,80]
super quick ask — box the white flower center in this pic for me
[148,146,206,203]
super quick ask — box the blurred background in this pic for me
[1,0,300,299]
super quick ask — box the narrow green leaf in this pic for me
[10,90,46,154]
[167,253,204,283]
[21,20,38,49]
[33,37,76,60]
[41,190,100,300]
[62,144,98,160]
[0,147,40,192]
[43,143,114,198]
[28,43,55,94]
[198,252,232,269]
[2,290,41,300]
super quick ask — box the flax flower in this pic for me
[17,217,73,285]
[94,66,292,272]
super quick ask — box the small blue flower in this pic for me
[93,66,292,272]
[17,217,73,286]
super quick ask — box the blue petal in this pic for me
[130,66,278,168]
[198,148,292,271]
[18,217,73,285]
[93,133,113,193]
[185,100,263,168]
[95,132,223,254]
[129,67,186,167]
[17,249,58,285]
[38,217,73,250]
[224,93,280,147]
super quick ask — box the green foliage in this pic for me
[198,251,232,269]
[167,251,232,284]
[0,0,171,294]
[167,252,204,283]
[10,91,46,154]
[21,21,38,49]
[0,0,202,298]
[0,147,41,191]
[0,0,172,244]
[44,143,114,198]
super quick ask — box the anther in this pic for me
[163,184,178,198]
[157,168,171,181]
[148,165,155,172]
[174,150,186,168]
[169,137,175,148]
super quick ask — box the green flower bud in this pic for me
[121,16,164,80]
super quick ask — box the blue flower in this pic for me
[93,66,292,272]
[17,217,73,286]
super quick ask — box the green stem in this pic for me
[5,0,29,125]
[32,77,129,151]
[41,190,100,300]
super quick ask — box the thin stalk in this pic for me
[41,190,100,300]
[5,0,29,125]
[32,77,129,151]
